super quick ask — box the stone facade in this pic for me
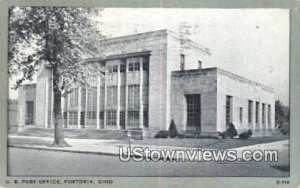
[171,68,275,135]
[16,30,275,136]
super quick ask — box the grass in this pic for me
[13,127,128,140]
[130,134,289,149]
[10,127,289,149]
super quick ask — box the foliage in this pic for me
[218,123,237,139]
[168,119,178,138]
[8,7,104,93]
[275,100,289,124]
[8,6,104,146]
[154,130,169,139]
[238,130,253,140]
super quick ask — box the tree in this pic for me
[168,119,178,138]
[8,7,105,147]
[275,100,287,124]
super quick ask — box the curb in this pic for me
[9,145,120,157]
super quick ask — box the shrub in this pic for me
[219,123,238,139]
[154,130,169,138]
[178,133,185,138]
[168,119,178,138]
[238,130,253,140]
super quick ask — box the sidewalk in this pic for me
[8,135,289,160]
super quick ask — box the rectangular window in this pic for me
[186,94,201,130]
[70,88,79,106]
[128,85,140,109]
[239,107,243,122]
[80,111,85,126]
[144,111,148,128]
[69,112,78,125]
[107,86,117,106]
[120,64,126,73]
[107,65,113,73]
[99,111,104,119]
[180,54,185,71]
[120,111,125,129]
[255,102,260,123]
[106,111,117,126]
[268,105,271,125]
[134,62,140,71]
[128,61,141,72]
[248,100,253,123]
[262,103,265,124]
[63,112,67,119]
[112,65,118,73]
[226,96,232,126]
[128,63,134,71]
[26,101,34,125]
[128,111,139,127]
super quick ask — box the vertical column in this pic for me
[67,94,70,128]
[139,58,144,128]
[104,64,107,129]
[85,87,88,127]
[77,87,81,128]
[44,77,48,128]
[125,60,128,129]
[96,77,101,129]
[116,64,121,130]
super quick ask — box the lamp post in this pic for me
[127,130,132,148]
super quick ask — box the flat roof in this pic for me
[172,67,274,93]
[97,29,210,55]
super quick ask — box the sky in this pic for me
[9,8,290,105]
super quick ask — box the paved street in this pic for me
[8,147,289,177]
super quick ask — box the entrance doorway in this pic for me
[185,94,201,131]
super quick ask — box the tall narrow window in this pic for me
[128,111,139,127]
[69,112,78,125]
[180,54,185,71]
[107,86,117,106]
[26,101,34,125]
[106,111,116,126]
[144,111,149,128]
[248,100,253,123]
[268,105,271,125]
[120,111,125,129]
[186,94,201,130]
[239,107,243,122]
[120,64,126,73]
[255,102,260,123]
[112,65,118,73]
[70,88,79,106]
[262,103,265,124]
[128,85,139,109]
[226,96,232,126]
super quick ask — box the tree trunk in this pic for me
[51,66,71,147]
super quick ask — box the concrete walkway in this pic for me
[8,135,289,161]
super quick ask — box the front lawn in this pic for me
[130,134,289,149]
